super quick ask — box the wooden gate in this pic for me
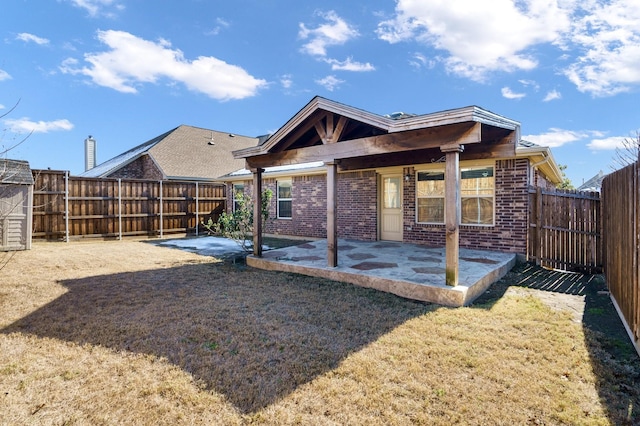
[528,186,602,274]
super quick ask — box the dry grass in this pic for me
[0,239,638,425]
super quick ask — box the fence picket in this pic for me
[528,186,602,274]
[31,170,225,240]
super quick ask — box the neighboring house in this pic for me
[0,159,34,251]
[223,96,562,284]
[80,125,259,181]
[577,170,606,192]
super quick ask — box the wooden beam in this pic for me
[314,121,327,143]
[246,122,481,169]
[338,141,515,171]
[442,145,463,286]
[326,113,334,142]
[330,116,348,143]
[326,161,338,267]
[252,168,264,257]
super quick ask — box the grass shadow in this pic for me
[475,262,640,425]
[1,260,432,414]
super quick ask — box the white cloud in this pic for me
[523,128,593,148]
[59,30,267,101]
[207,18,231,36]
[4,118,74,133]
[315,75,344,91]
[377,0,571,81]
[299,11,359,57]
[563,0,640,96]
[587,136,628,150]
[16,33,50,45]
[67,0,124,17]
[543,89,562,101]
[325,57,375,72]
[280,74,293,89]
[0,69,11,81]
[501,87,526,99]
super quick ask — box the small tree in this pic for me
[556,164,574,190]
[202,188,273,252]
[612,131,640,169]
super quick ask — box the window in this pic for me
[415,165,494,225]
[416,171,445,223]
[232,183,244,212]
[461,167,494,225]
[277,179,292,219]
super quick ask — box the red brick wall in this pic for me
[403,159,531,254]
[107,154,163,180]
[225,170,377,240]
[225,158,548,255]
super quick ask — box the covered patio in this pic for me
[248,239,516,307]
[232,97,522,304]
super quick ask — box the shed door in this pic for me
[380,174,403,241]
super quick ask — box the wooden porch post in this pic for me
[326,161,338,267]
[251,168,264,257]
[442,145,464,286]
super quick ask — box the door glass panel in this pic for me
[383,177,400,209]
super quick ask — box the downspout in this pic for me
[530,153,549,186]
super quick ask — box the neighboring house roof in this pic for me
[0,159,34,185]
[80,125,258,180]
[577,170,606,192]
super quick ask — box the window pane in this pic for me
[417,198,444,223]
[278,181,292,198]
[278,200,292,218]
[461,197,493,224]
[417,172,445,197]
[383,177,400,208]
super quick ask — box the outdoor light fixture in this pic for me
[405,172,412,181]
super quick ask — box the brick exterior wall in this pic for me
[226,158,547,256]
[226,170,377,240]
[403,159,532,255]
[107,154,163,180]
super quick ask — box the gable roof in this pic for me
[80,125,258,180]
[0,159,34,185]
[577,170,606,192]
[234,96,520,160]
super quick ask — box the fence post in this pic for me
[535,187,542,265]
[195,182,199,236]
[64,171,69,243]
[159,180,163,238]
[118,178,122,241]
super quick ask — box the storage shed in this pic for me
[0,159,34,251]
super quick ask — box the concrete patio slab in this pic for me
[248,239,516,307]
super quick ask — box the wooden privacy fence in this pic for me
[528,186,602,274]
[31,170,226,240]
[601,161,639,354]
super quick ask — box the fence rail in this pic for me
[528,186,602,274]
[602,161,640,355]
[32,170,226,240]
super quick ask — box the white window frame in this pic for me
[415,162,495,226]
[460,166,495,226]
[232,183,244,212]
[277,179,292,219]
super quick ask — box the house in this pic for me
[577,170,606,192]
[0,159,34,251]
[80,125,259,181]
[224,96,562,286]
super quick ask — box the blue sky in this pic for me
[2,0,639,186]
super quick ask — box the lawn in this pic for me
[0,239,638,425]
